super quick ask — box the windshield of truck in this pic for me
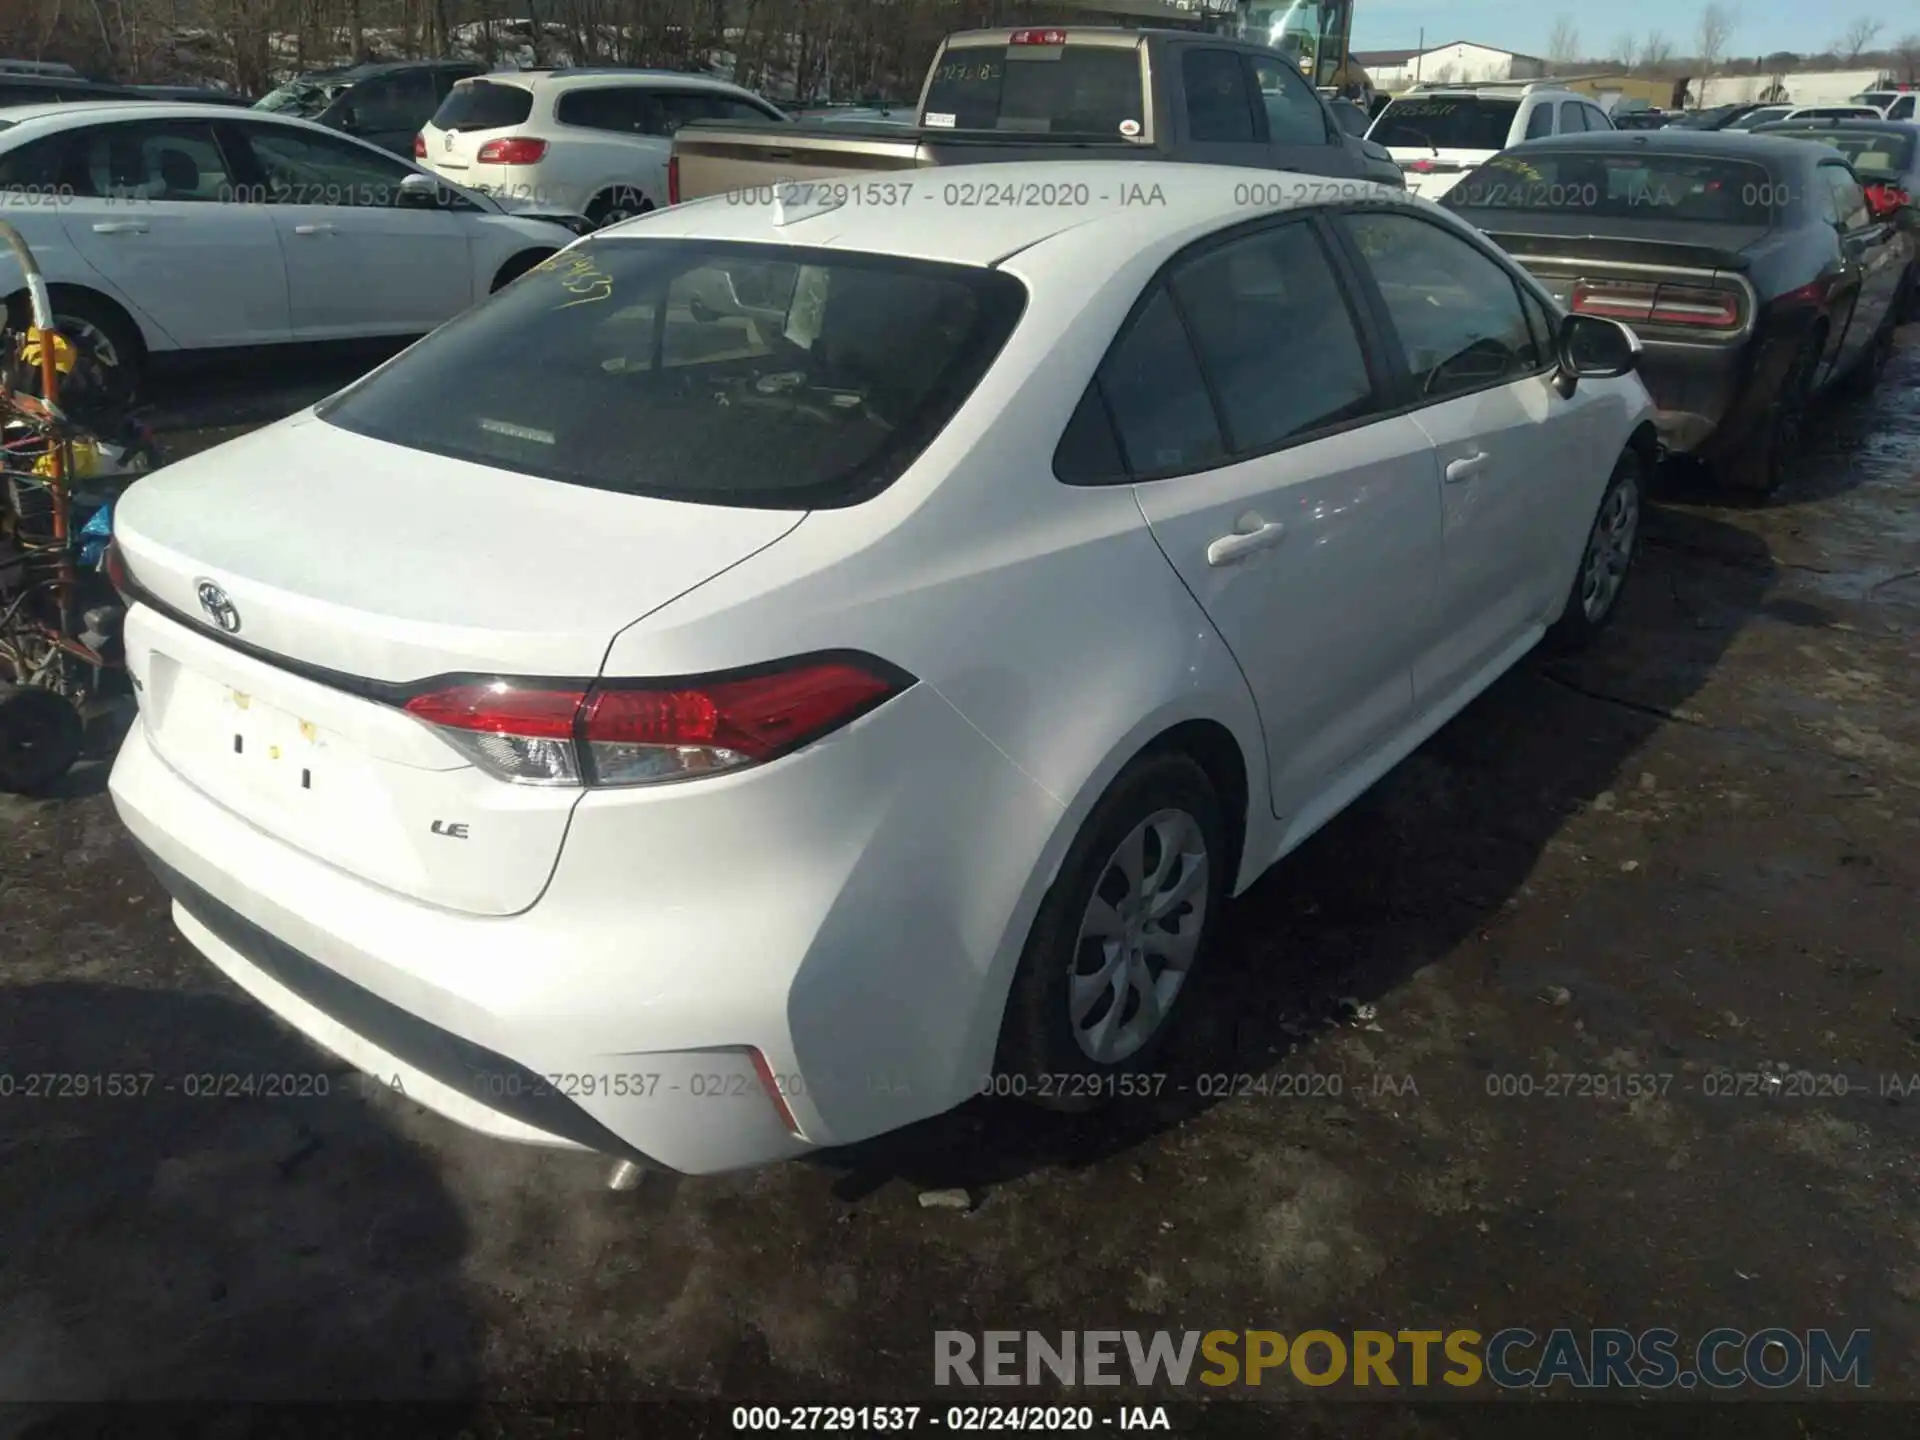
[1445,150,1780,223]
[255,77,348,117]
[1766,127,1915,175]
[1371,97,1519,150]
[921,44,1144,135]
[318,241,1028,509]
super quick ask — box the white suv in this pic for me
[417,68,790,226]
[1369,83,1614,199]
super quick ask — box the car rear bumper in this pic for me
[1635,333,1798,457]
[109,673,1067,1173]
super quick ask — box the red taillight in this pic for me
[400,656,910,788]
[1009,28,1068,45]
[1776,277,1832,307]
[1571,280,1657,322]
[475,137,547,165]
[667,153,680,205]
[104,538,130,597]
[413,132,427,159]
[1572,279,1740,330]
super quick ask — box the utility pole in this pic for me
[1415,27,1424,84]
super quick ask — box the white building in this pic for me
[1354,41,1548,90]
[1693,68,1888,108]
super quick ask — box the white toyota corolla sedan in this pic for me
[107,162,1654,1175]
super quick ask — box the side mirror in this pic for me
[396,172,442,209]
[1555,312,1640,395]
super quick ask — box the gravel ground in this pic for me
[2,340,1918,1435]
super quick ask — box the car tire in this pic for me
[6,288,144,406]
[994,750,1227,1111]
[0,684,85,796]
[1722,335,1817,495]
[1835,321,1893,400]
[586,187,653,229]
[1544,446,1644,655]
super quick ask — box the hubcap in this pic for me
[55,315,119,371]
[1579,477,1639,623]
[1069,808,1209,1064]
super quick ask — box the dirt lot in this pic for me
[2,343,1918,1435]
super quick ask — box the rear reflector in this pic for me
[749,1047,804,1137]
[475,136,547,165]
[1010,28,1068,45]
[667,153,680,206]
[401,655,912,787]
[1572,279,1740,330]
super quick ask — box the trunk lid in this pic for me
[114,414,804,916]
[421,76,537,176]
[1392,148,1494,200]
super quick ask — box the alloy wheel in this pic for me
[1069,807,1209,1064]
[1579,475,1639,623]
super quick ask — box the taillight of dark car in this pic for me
[1572,279,1742,331]
[475,137,547,165]
[401,655,914,787]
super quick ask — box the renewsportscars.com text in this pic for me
[934,1328,1871,1390]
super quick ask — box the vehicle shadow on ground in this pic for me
[0,981,485,1416]
[819,500,1778,1198]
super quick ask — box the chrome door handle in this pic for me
[91,220,149,234]
[292,222,336,235]
[1206,518,1286,567]
[1445,452,1489,483]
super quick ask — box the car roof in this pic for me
[0,100,368,133]
[1754,117,1919,135]
[609,159,1404,269]
[289,59,480,80]
[1511,129,1820,161]
[469,67,766,96]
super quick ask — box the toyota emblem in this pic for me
[444,132,454,152]
[195,579,241,634]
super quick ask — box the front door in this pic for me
[225,120,473,339]
[53,117,290,349]
[1333,209,1592,708]
[1102,217,1442,819]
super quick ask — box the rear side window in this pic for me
[318,241,1027,510]
[556,87,652,134]
[1168,221,1375,451]
[651,91,784,133]
[1372,97,1519,149]
[1095,287,1224,476]
[921,44,1145,135]
[1771,127,1916,176]
[1184,49,1256,142]
[343,71,436,131]
[433,79,534,130]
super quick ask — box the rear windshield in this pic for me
[433,79,534,130]
[1370,97,1518,150]
[318,241,1027,509]
[1767,127,1916,175]
[921,44,1144,135]
[1444,150,1782,223]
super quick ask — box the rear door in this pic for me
[1334,208,1587,706]
[53,117,290,349]
[1246,50,1358,176]
[1175,47,1270,168]
[226,119,474,338]
[1825,161,1902,349]
[1092,216,1442,820]
[1815,159,1888,380]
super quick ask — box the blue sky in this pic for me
[1353,1,1916,58]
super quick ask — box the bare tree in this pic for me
[1643,30,1676,70]
[1836,16,1883,64]
[1547,15,1580,68]
[1695,3,1735,77]
[1897,32,1920,84]
[1614,31,1639,70]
